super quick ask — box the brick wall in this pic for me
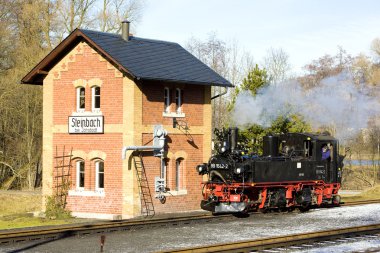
[53,134,123,214]
[53,42,123,125]
[45,40,210,218]
[139,82,208,213]
[141,134,204,213]
[50,42,124,216]
[141,82,204,126]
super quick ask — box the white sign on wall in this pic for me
[68,116,104,134]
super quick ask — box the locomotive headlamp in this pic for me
[234,167,243,174]
[196,163,208,175]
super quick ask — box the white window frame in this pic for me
[76,160,85,190]
[92,86,101,113]
[175,88,182,113]
[175,158,182,191]
[76,87,85,113]
[95,160,104,192]
[164,87,170,113]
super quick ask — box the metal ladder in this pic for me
[133,152,155,217]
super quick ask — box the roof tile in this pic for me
[80,29,232,87]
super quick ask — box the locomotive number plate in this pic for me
[316,169,326,174]
[211,163,229,169]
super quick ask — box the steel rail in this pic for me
[0,199,379,245]
[0,213,230,245]
[158,223,380,253]
[341,199,380,206]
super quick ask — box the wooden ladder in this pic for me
[133,152,155,217]
[54,146,73,208]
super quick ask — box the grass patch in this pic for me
[0,214,78,230]
[0,192,42,217]
[0,191,86,230]
[341,185,380,202]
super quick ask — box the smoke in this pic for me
[232,72,380,142]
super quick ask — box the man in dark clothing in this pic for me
[322,144,331,160]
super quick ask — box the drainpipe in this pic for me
[211,87,228,100]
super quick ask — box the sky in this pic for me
[136,0,380,74]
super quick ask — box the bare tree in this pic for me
[351,54,373,85]
[97,0,144,33]
[263,47,291,85]
[186,34,259,130]
[299,47,353,88]
[186,33,230,130]
[57,0,97,34]
[371,38,380,61]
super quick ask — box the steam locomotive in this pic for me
[197,128,343,214]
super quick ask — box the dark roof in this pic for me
[22,29,232,87]
[280,132,337,142]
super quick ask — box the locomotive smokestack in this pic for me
[230,127,239,152]
[263,135,279,157]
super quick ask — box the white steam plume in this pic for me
[232,72,380,142]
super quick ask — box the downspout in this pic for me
[211,87,228,100]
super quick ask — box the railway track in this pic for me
[0,213,232,245]
[0,199,379,245]
[159,223,380,253]
[341,199,380,206]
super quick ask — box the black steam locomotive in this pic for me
[197,128,343,213]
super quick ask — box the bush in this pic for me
[45,196,71,219]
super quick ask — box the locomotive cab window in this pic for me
[303,139,313,158]
[320,142,332,161]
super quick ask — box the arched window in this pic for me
[175,158,184,190]
[164,87,170,113]
[76,87,85,112]
[92,86,101,112]
[76,160,85,189]
[95,160,104,191]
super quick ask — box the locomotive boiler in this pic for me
[197,128,343,214]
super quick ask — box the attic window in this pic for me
[164,87,170,113]
[175,88,182,113]
[163,87,185,118]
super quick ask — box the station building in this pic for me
[22,21,232,219]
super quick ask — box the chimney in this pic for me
[121,20,130,41]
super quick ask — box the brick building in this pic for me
[22,21,232,219]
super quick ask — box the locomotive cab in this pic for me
[253,133,342,183]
